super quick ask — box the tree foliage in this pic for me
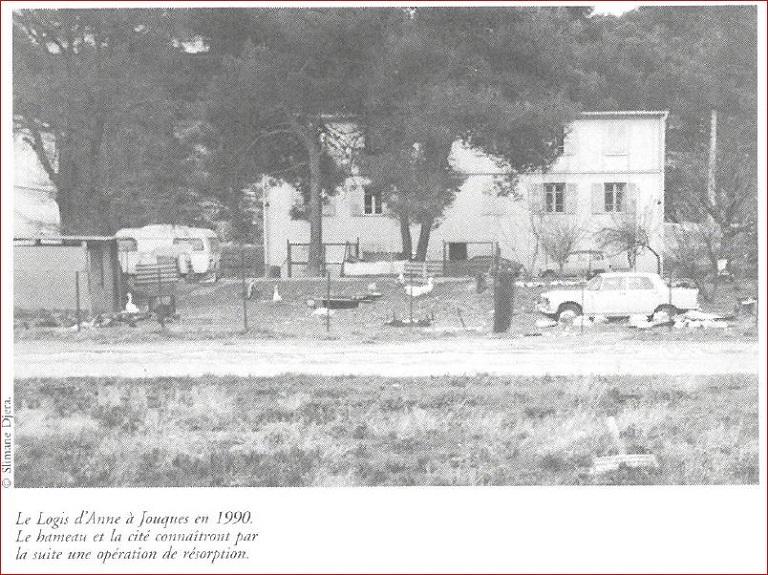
[12,9,201,234]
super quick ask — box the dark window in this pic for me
[545,183,566,213]
[448,242,468,261]
[604,182,626,212]
[173,238,205,251]
[364,189,383,215]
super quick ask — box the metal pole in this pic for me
[263,184,270,278]
[325,271,331,333]
[241,249,248,332]
[580,279,585,335]
[668,268,673,331]
[409,267,414,325]
[287,240,292,278]
[75,271,81,332]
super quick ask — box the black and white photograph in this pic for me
[2,1,765,572]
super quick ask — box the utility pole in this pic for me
[706,109,718,225]
[262,182,270,278]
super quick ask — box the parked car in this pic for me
[536,272,699,320]
[540,250,608,280]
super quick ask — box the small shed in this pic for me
[14,236,124,313]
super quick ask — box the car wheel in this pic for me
[557,302,582,322]
[653,304,678,322]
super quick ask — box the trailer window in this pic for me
[117,238,137,252]
[174,238,205,251]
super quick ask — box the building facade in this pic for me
[264,110,668,277]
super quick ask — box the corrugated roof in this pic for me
[581,110,669,118]
[14,235,116,242]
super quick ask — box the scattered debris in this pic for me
[367,282,378,292]
[311,307,335,317]
[673,310,730,330]
[591,416,658,475]
[628,314,654,329]
[385,317,433,327]
[272,285,282,302]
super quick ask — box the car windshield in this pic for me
[585,276,602,290]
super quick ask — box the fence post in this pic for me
[75,271,81,332]
[356,237,360,259]
[409,267,414,325]
[668,268,673,331]
[287,240,292,278]
[442,241,447,276]
[325,271,331,333]
[241,249,249,332]
[157,266,162,312]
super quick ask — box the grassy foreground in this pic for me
[15,373,758,487]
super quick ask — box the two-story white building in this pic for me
[264,110,668,277]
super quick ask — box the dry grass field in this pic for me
[15,372,758,487]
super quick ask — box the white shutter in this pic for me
[349,188,363,216]
[591,183,604,214]
[565,183,578,214]
[626,183,638,215]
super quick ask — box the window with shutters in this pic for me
[604,182,626,212]
[364,189,383,215]
[544,183,566,213]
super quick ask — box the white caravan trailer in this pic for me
[115,225,221,278]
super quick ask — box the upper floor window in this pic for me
[545,183,566,213]
[604,182,626,212]
[364,189,383,215]
[603,122,628,156]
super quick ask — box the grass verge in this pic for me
[15,373,758,487]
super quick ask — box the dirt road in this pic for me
[13,338,759,379]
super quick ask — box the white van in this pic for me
[116,225,221,279]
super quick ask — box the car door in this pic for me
[597,276,627,315]
[626,275,658,314]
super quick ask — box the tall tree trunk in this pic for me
[306,141,323,276]
[291,118,324,276]
[398,213,412,259]
[414,219,433,262]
